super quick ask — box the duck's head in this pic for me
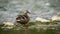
[24,10,31,14]
[23,10,31,16]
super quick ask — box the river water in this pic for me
[0,0,60,23]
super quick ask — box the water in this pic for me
[0,0,60,34]
[0,0,60,22]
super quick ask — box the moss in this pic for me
[28,22,35,26]
[0,21,60,34]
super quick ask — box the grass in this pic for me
[0,21,60,34]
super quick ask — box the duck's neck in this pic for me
[23,13,28,17]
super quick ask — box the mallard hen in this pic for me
[16,10,30,25]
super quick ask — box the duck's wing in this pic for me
[16,15,26,21]
[22,15,30,22]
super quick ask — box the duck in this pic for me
[16,10,30,25]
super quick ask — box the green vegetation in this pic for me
[0,21,60,34]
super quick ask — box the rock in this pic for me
[2,22,14,29]
[3,22,14,26]
[35,17,49,22]
[51,13,60,21]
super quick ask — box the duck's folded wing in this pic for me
[16,15,26,21]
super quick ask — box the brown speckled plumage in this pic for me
[16,10,30,25]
